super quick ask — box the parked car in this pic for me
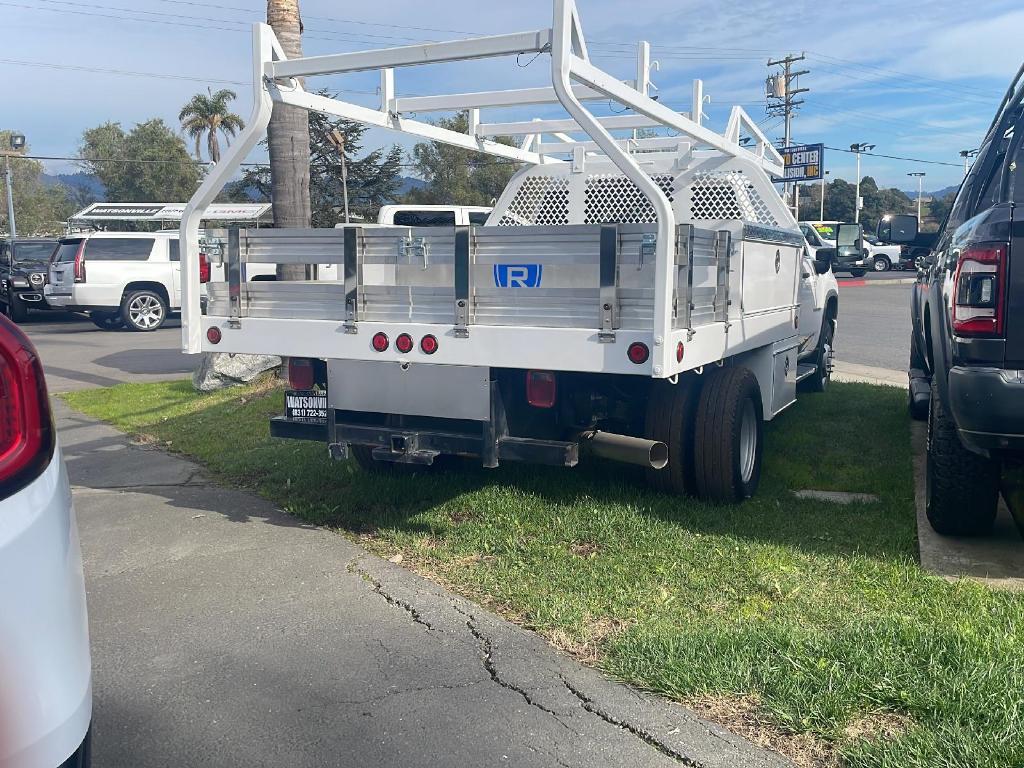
[877,59,1024,536]
[799,222,873,276]
[43,230,272,332]
[374,204,493,226]
[863,233,901,272]
[0,238,57,321]
[0,313,92,767]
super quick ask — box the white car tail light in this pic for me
[0,315,54,497]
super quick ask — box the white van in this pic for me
[373,205,493,227]
[45,231,274,332]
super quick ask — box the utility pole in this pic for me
[820,170,830,222]
[766,53,809,217]
[850,142,875,223]
[959,148,979,177]
[326,128,351,224]
[908,172,926,220]
[2,133,25,240]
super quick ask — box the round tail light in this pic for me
[627,342,650,365]
[371,332,389,352]
[206,326,222,344]
[676,342,684,363]
[420,335,439,355]
[395,333,414,354]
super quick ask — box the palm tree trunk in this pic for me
[267,0,311,281]
[208,130,220,165]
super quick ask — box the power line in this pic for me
[0,58,246,86]
[822,146,961,168]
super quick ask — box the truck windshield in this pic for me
[13,242,56,262]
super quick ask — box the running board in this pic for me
[796,363,818,383]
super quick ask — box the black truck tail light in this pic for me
[526,370,557,409]
[288,358,316,390]
[953,242,1008,337]
[0,315,54,498]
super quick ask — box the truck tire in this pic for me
[644,375,703,495]
[926,377,999,536]
[850,269,867,278]
[4,293,27,323]
[693,367,763,503]
[121,289,168,332]
[872,255,891,272]
[799,313,834,394]
[90,310,125,330]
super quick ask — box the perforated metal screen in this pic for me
[687,170,778,226]
[497,176,569,226]
[583,174,675,224]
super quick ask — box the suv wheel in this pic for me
[90,310,125,331]
[926,377,999,535]
[121,290,167,332]
[4,293,28,323]
[872,255,891,272]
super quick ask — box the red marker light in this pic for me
[206,326,222,344]
[627,342,650,365]
[676,342,684,363]
[396,333,414,354]
[420,335,439,355]
[371,332,389,352]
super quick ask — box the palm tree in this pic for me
[267,0,312,281]
[178,88,245,164]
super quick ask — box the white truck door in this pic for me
[797,251,821,353]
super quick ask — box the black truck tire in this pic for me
[799,313,834,394]
[644,375,703,495]
[5,293,28,323]
[693,367,764,503]
[926,377,999,536]
[850,269,867,278]
[91,310,125,330]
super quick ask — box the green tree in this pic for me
[926,191,955,232]
[228,95,403,227]
[404,111,519,206]
[79,119,202,202]
[0,130,76,236]
[178,88,245,164]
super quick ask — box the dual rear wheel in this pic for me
[645,366,764,503]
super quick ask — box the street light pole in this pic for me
[819,169,829,222]
[850,142,875,224]
[959,148,979,177]
[908,172,926,220]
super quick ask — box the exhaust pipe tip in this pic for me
[649,442,669,471]
[584,430,669,470]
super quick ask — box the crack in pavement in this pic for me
[352,559,437,632]
[560,676,704,767]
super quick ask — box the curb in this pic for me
[837,277,917,288]
[832,362,904,388]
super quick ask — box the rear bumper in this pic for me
[269,415,580,467]
[948,366,1024,454]
[44,284,123,310]
[0,445,92,768]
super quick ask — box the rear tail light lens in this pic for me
[676,342,685,363]
[395,333,414,354]
[73,241,86,283]
[420,334,439,355]
[199,252,211,284]
[288,358,315,390]
[627,342,650,365]
[0,316,54,497]
[372,332,389,352]
[953,243,1007,337]
[526,370,557,408]
[206,326,222,345]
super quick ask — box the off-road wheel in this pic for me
[872,255,891,272]
[644,374,704,495]
[799,314,834,394]
[908,330,929,421]
[4,293,27,323]
[693,367,764,503]
[926,377,999,535]
[850,269,867,278]
[90,310,125,330]
[121,289,167,332]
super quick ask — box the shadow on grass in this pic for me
[109,380,916,564]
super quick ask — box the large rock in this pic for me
[192,352,282,392]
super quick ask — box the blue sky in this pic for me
[3,0,1022,193]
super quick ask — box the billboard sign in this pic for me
[781,144,824,181]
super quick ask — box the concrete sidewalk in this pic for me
[58,400,789,768]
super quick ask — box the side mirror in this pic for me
[877,214,919,244]
[814,257,832,275]
[835,222,863,260]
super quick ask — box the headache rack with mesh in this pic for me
[180,0,805,380]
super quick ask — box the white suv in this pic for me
[0,314,92,767]
[45,231,183,331]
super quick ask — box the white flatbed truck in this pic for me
[179,0,840,502]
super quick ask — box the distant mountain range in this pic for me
[903,185,959,200]
[41,171,106,199]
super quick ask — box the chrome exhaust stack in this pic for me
[583,431,668,470]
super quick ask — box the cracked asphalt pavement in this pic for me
[58,399,790,767]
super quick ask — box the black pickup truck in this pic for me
[0,238,57,322]
[879,61,1024,536]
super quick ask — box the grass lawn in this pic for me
[64,379,1024,768]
